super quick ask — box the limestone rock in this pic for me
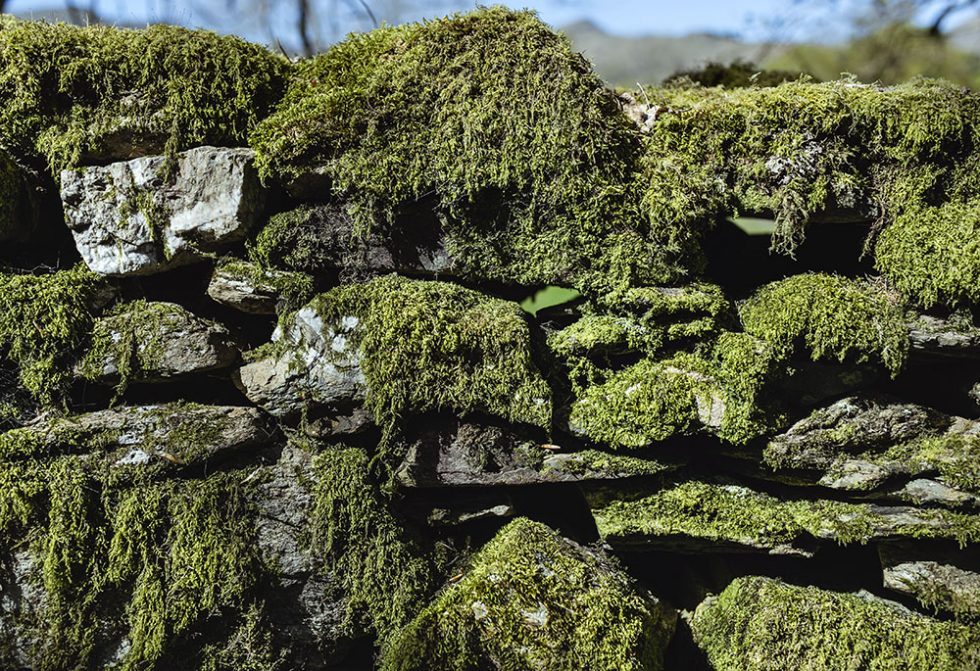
[60,146,265,276]
[207,260,314,315]
[77,301,239,383]
[235,305,366,419]
[396,420,670,488]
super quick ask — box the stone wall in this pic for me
[0,7,978,671]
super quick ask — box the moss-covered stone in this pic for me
[382,517,676,671]
[308,447,436,654]
[567,332,778,448]
[0,18,289,175]
[302,275,552,432]
[592,481,980,554]
[662,60,813,88]
[250,8,694,294]
[208,259,315,314]
[740,273,909,377]
[691,576,980,670]
[875,199,980,308]
[0,266,111,412]
[639,78,980,265]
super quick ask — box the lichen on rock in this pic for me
[382,517,676,671]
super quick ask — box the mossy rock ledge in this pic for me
[1,7,980,671]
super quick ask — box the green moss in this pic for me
[874,199,980,308]
[0,266,110,409]
[691,576,980,670]
[874,434,980,494]
[215,259,315,312]
[309,447,436,653]
[251,7,695,294]
[567,332,777,449]
[593,481,980,551]
[382,517,675,671]
[16,459,267,670]
[739,273,908,377]
[639,78,980,261]
[302,275,551,432]
[663,60,813,88]
[0,18,290,175]
[541,449,671,479]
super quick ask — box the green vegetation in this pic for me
[0,17,289,175]
[874,199,980,308]
[740,273,908,376]
[251,7,695,294]
[593,481,980,550]
[663,60,813,88]
[302,275,552,432]
[0,266,110,410]
[691,576,980,670]
[309,447,436,655]
[638,78,980,287]
[567,332,778,448]
[382,517,675,671]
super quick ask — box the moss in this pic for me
[739,273,908,377]
[874,199,980,308]
[691,576,980,670]
[0,266,110,409]
[301,275,551,433]
[638,78,980,261]
[215,259,315,312]
[567,332,777,449]
[541,450,671,479]
[308,447,436,653]
[250,7,695,294]
[593,481,980,551]
[0,18,290,175]
[16,458,267,670]
[872,434,980,494]
[382,517,675,671]
[662,60,813,88]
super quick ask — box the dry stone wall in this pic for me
[0,7,979,671]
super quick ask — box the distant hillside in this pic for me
[951,16,980,55]
[561,19,781,87]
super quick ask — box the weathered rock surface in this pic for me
[60,146,265,276]
[235,305,365,418]
[396,420,669,488]
[765,395,980,503]
[907,311,980,358]
[0,402,268,469]
[880,543,980,621]
[691,576,980,671]
[77,301,239,383]
[207,260,314,314]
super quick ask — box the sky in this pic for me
[3,0,805,39]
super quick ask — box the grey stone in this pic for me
[77,301,239,383]
[60,146,265,276]
[880,543,980,620]
[234,306,365,419]
[395,420,670,488]
[907,311,980,358]
[2,403,268,471]
[207,260,313,315]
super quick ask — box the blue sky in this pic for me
[3,0,803,38]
